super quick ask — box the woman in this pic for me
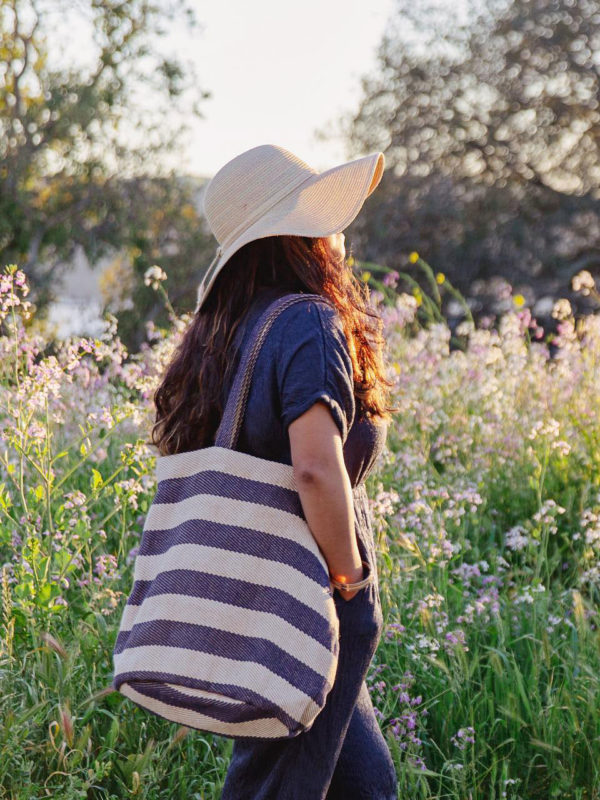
[151,145,400,799]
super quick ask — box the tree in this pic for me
[343,0,600,190]
[329,0,600,316]
[0,0,212,318]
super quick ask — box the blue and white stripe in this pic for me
[112,443,340,739]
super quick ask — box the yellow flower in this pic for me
[409,251,419,264]
[413,288,422,306]
[347,256,355,267]
[436,272,445,284]
[361,270,371,282]
[181,203,197,221]
[513,294,526,308]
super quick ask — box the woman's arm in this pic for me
[288,401,365,600]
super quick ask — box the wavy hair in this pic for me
[150,234,399,456]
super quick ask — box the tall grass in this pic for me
[1,261,599,799]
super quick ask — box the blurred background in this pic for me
[1,0,599,352]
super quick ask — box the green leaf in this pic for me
[91,468,103,491]
[0,482,12,510]
[38,583,53,603]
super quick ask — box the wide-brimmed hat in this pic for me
[194,144,385,312]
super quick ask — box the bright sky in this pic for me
[171,0,397,178]
[40,0,399,179]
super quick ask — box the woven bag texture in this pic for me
[112,293,341,740]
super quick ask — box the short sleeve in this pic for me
[275,300,356,445]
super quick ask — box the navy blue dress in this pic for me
[219,286,397,800]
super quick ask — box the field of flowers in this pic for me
[1,261,599,799]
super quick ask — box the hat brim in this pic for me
[195,151,384,312]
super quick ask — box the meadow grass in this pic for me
[1,262,599,799]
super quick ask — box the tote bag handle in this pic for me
[214,292,335,450]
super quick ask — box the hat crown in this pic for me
[203,144,318,247]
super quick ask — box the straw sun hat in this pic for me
[194,144,385,313]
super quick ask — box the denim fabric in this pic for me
[218,287,397,799]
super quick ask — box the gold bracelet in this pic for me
[329,560,372,592]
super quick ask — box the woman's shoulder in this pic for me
[268,294,353,388]
[269,292,343,338]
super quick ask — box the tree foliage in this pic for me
[0,0,213,327]
[336,0,600,314]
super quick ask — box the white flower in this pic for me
[571,270,595,296]
[505,524,531,552]
[528,418,560,441]
[456,320,475,337]
[144,265,168,289]
[552,440,571,456]
[551,298,572,320]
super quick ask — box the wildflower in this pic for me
[385,622,405,640]
[26,421,47,440]
[451,726,475,750]
[63,490,87,510]
[502,778,521,798]
[361,271,371,282]
[418,592,445,610]
[436,272,445,284]
[144,265,168,290]
[532,499,566,526]
[383,270,400,287]
[13,269,27,288]
[547,613,562,633]
[513,294,526,308]
[572,270,595,295]
[552,298,572,320]
[444,631,459,645]
[411,755,427,771]
[456,319,474,337]
[386,683,426,756]
[145,319,161,342]
[409,252,419,264]
[391,292,419,325]
[552,439,571,456]
[100,407,115,429]
[527,418,561,441]
[94,554,119,580]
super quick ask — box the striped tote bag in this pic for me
[112,292,341,740]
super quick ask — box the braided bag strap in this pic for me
[214,292,334,450]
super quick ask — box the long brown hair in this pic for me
[150,234,398,456]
